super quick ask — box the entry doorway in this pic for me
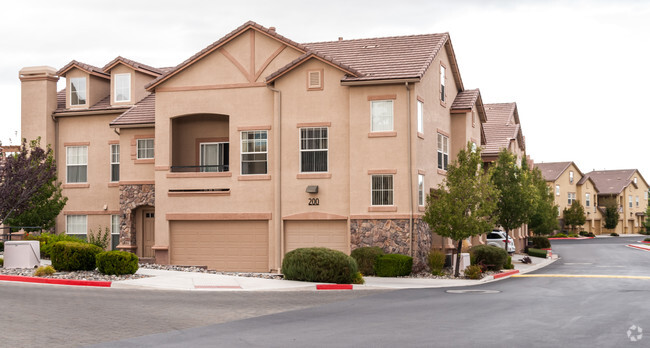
[135,206,155,258]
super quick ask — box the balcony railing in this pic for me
[170,165,229,173]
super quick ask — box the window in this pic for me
[300,127,328,172]
[637,196,639,207]
[437,133,449,171]
[418,174,424,206]
[371,100,393,132]
[585,193,590,207]
[70,77,87,106]
[111,214,120,250]
[66,215,87,240]
[439,65,446,102]
[556,185,560,196]
[241,130,268,175]
[110,144,120,182]
[200,142,229,172]
[114,73,131,102]
[569,171,574,183]
[417,100,424,133]
[629,195,633,208]
[371,174,393,206]
[137,139,154,159]
[634,177,638,184]
[66,146,88,183]
[568,192,576,205]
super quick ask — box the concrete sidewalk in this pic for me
[109,253,558,291]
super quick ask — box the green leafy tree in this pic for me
[423,143,498,277]
[644,204,650,232]
[602,197,620,232]
[0,138,67,230]
[562,200,586,232]
[528,167,559,235]
[491,149,534,251]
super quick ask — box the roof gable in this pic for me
[57,60,110,79]
[265,52,360,83]
[103,56,164,77]
[582,169,643,195]
[483,102,525,155]
[534,161,574,182]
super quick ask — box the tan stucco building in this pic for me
[20,21,490,272]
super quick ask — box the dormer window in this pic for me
[70,77,87,106]
[114,73,131,102]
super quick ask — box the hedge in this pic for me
[96,250,139,275]
[527,248,547,258]
[374,254,413,277]
[529,236,551,249]
[282,247,360,284]
[469,245,508,271]
[51,241,103,271]
[350,246,384,276]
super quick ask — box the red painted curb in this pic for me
[627,244,650,252]
[316,284,353,290]
[493,270,520,279]
[0,275,112,287]
[641,241,650,244]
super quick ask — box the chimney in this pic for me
[19,66,59,148]
[269,27,276,33]
[338,37,343,41]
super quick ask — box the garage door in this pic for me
[170,220,268,272]
[284,220,348,254]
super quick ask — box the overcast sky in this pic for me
[1,0,649,177]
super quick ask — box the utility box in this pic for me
[451,253,471,272]
[3,241,41,269]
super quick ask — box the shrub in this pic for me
[644,237,650,242]
[351,272,365,285]
[350,246,384,276]
[34,265,56,277]
[610,232,619,237]
[88,226,111,250]
[374,254,413,277]
[579,231,589,236]
[529,236,551,249]
[282,248,359,284]
[587,232,596,237]
[503,256,515,270]
[0,257,3,267]
[51,241,103,271]
[469,245,508,271]
[96,251,139,275]
[428,250,446,276]
[464,265,483,279]
[568,233,579,238]
[527,248,547,258]
[26,232,85,258]
[554,233,567,238]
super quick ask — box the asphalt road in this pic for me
[3,237,650,347]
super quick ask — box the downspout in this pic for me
[267,84,282,273]
[113,128,120,136]
[405,82,414,258]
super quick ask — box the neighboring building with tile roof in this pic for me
[482,102,525,164]
[20,21,497,271]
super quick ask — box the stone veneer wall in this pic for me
[350,218,432,272]
[119,184,155,248]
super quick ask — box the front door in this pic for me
[142,208,155,258]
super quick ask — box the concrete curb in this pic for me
[626,244,650,252]
[0,274,112,287]
[493,269,520,279]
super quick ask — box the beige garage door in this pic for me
[170,220,268,272]
[284,220,348,254]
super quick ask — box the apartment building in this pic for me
[20,21,486,272]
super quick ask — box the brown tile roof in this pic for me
[146,21,308,90]
[482,102,525,155]
[450,88,487,145]
[534,162,573,182]
[582,169,639,195]
[102,56,164,76]
[53,91,130,115]
[57,89,66,109]
[266,51,361,83]
[56,60,110,79]
[110,94,155,126]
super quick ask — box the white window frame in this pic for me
[556,185,560,196]
[629,195,633,208]
[417,100,424,133]
[66,145,88,183]
[585,193,590,207]
[418,174,424,206]
[439,65,446,102]
[114,73,131,102]
[569,171,574,183]
[66,215,87,235]
[568,192,576,205]
[137,138,154,159]
[240,130,268,175]
[110,144,120,182]
[370,100,393,132]
[200,142,229,172]
[371,174,394,206]
[437,133,449,171]
[111,214,120,250]
[70,77,87,106]
[299,127,328,173]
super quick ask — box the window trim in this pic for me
[66,215,87,235]
[437,133,449,171]
[240,130,268,175]
[114,73,131,103]
[439,63,447,104]
[299,127,329,173]
[371,174,394,206]
[136,138,154,160]
[370,100,394,132]
[417,100,424,134]
[418,174,424,206]
[568,192,576,205]
[110,144,120,182]
[66,145,88,184]
[69,77,87,106]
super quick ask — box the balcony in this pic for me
[171,114,230,174]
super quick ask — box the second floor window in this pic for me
[437,133,449,171]
[418,174,424,206]
[200,142,229,172]
[300,127,328,172]
[66,146,87,183]
[371,100,393,132]
[440,65,446,102]
[585,193,590,207]
[629,195,633,208]
[568,192,576,205]
[569,171,574,183]
[137,139,154,159]
[70,77,87,106]
[417,100,424,133]
[556,185,560,196]
[114,73,131,102]
[110,144,120,182]
[241,130,267,175]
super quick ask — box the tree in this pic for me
[562,200,586,233]
[491,149,534,251]
[0,138,67,229]
[527,167,559,235]
[423,143,498,277]
[602,197,620,232]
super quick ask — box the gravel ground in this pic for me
[139,263,285,280]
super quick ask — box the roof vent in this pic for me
[363,44,380,49]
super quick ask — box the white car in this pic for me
[486,230,515,254]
